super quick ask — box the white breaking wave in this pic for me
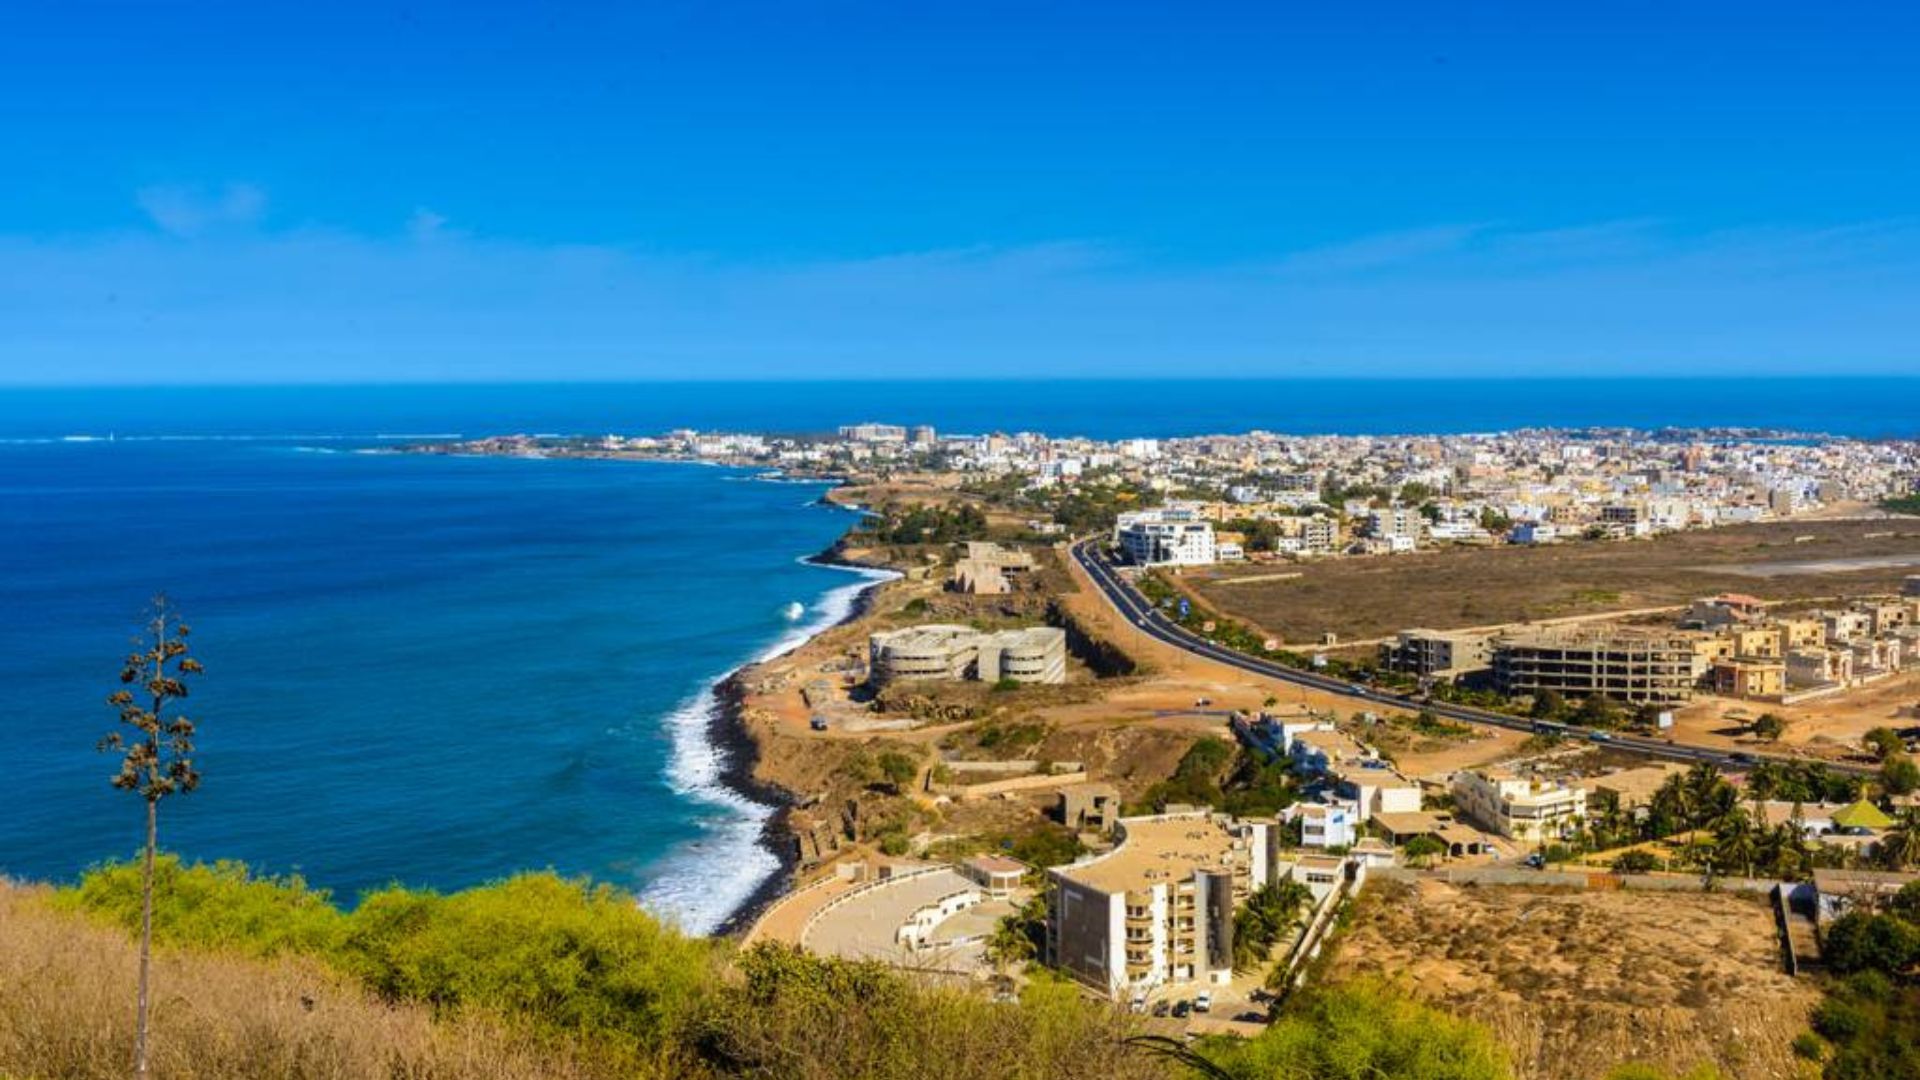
[782,601,805,622]
[636,561,899,935]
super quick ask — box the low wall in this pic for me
[935,770,1090,800]
[1372,865,1781,895]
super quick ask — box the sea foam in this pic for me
[636,560,898,935]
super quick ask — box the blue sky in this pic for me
[2,1,1918,383]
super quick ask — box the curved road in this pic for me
[1071,539,1866,776]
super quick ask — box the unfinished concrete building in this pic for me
[1491,626,1698,705]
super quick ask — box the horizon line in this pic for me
[6,372,1920,391]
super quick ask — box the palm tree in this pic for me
[1713,809,1759,880]
[1877,807,1920,871]
[1233,880,1311,972]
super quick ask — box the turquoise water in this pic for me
[0,438,880,932]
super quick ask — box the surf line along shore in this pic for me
[705,544,899,938]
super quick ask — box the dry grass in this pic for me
[0,883,643,1080]
[1192,519,1920,643]
[1322,879,1819,1080]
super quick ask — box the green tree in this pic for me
[1231,879,1311,973]
[1878,807,1920,871]
[876,750,920,794]
[1530,689,1567,720]
[1863,726,1905,761]
[1881,754,1920,797]
[1712,810,1759,879]
[985,892,1047,971]
[1822,911,1920,975]
[1576,694,1621,729]
[1403,835,1447,868]
[96,598,204,1079]
[1750,713,1786,742]
[1611,849,1658,874]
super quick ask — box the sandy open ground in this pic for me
[1671,669,1920,760]
[1324,878,1819,1080]
[1191,519,1920,645]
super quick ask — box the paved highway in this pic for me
[1070,539,1866,776]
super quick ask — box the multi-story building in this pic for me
[1491,627,1698,705]
[1291,802,1356,848]
[1379,628,1492,679]
[868,625,1067,685]
[977,627,1069,684]
[1299,516,1341,555]
[868,625,980,683]
[1365,507,1423,542]
[1709,658,1786,699]
[1451,769,1588,842]
[1048,812,1272,998]
[1116,513,1216,566]
[837,422,908,443]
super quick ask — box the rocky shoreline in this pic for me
[706,545,893,938]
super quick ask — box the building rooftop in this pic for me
[964,854,1027,876]
[1582,763,1688,805]
[1052,813,1244,896]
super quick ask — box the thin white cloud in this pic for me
[2,215,1918,382]
[135,183,267,237]
[407,207,454,242]
[1270,224,1485,276]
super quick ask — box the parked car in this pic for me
[1129,992,1147,1014]
[1171,999,1191,1018]
[1151,1000,1170,1017]
[1194,991,1213,1013]
[809,715,829,731]
[1524,851,1546,869]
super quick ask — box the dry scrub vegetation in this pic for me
[0,883,619,1080]
[1321,879,1820,1080]
[1194,519,1920,643]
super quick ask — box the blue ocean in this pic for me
[1,378,1914,932]
[0,435,883,933]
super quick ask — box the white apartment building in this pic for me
[1451,769,1587,843]
[1116,507,1217,566]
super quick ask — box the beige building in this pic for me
[1378,628,1491,679]
[1709,657,1786,699]
[1048,813,1274,998]
[868,625,979,683]
[950,541,1036,595]
[868,624,1067,685]
[1451,768,1588,843]
[1491,627,1697,705]
[977,627,1068,684]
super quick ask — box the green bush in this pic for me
[1813,997,1868,1041]
[1791,1031,1825,1061]
[53,855,347,958]
[59,859,713,1051]
[338,874,713,1045]
[1198,979,1510,1080]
